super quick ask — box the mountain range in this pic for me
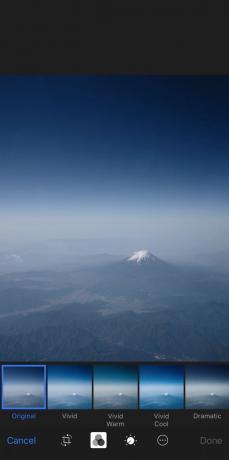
[0,249,229,361]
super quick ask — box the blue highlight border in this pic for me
[1,365,47,410]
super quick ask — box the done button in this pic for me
[6,436,37,446]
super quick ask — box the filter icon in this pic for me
[90,432,107,448]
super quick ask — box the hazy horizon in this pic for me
[0,76,229,263]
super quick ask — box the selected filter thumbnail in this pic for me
[2,365,46,409]
[94,365,138,409]
[139,365,184,409]
[48,365,92,409]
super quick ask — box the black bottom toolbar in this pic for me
[0,410,228,459]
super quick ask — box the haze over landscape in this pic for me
[0,76,229,360]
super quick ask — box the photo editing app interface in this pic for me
[0,76,229,457]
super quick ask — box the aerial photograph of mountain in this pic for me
[186,365,229,409]
[139,365,184,409]
[0,76,229,361]
[94,365,138,409]
[48,365,92,409]
[2,365,46,409]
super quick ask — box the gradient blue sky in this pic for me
[94,365,138,404]
[0,76,229,256]
[3,365,45,385]
[94,365,138,385]
[140,365,184,398]
[48,365,91,381]
[48,365,92,407]
[3,365,45,407]
[140,365,184,386]
[139,365,184,409]
[48,365,92,394]
[186,365,229,386]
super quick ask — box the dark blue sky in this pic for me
[140,365,184,385]
[94,365,138,385]
[48,365,92,383]
[0,76,228,254]
[3,365,45,385]
[186,365,229,385]
[0,76,229,207]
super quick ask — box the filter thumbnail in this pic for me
[94,365,138,409]
[48,365,92,409]
[139,365,184,409]
[186,365,229,409]
[2,365,46,409]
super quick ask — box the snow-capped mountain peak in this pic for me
[127,249,157,264]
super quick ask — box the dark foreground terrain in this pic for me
[0,252,229,361]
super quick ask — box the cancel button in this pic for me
[6,436,37,446]
[200,436,223,446]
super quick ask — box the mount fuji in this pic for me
[90,249,194,299]
[127,249,158,264]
